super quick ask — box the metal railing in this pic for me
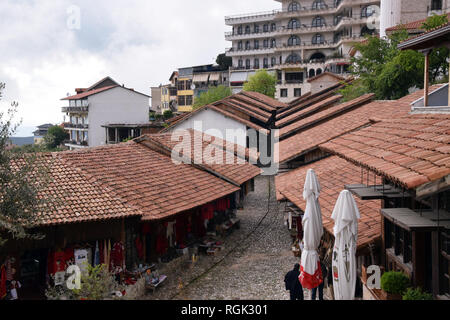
[64,123,89,129]
[61,106,89,113]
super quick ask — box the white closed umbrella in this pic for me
[299,169,324,290]
[331,190,360,300]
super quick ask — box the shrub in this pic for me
[402,287,433,300]
[163,110,173,119]
[380,271,410,294]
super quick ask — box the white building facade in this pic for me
[225,0,381,103]
[62,77,150,150]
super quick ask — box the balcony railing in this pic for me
[62,106,89,113]
[64,140,88,147]
[64,123,89,130]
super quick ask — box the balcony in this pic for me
[226,47,276,57]
[225,10,280,25]
[225,30,278,41]
[64,123,89,130]
[64,140,89,148]
[62,106,89,113]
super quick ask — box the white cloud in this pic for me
[0,0,277,136]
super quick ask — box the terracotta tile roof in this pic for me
[398,22,450,50]
[61,85,119,100]
[275,156,381,250]
[137,130,262,186]
[26,154,141,227]
[307,71,346,83]
[58,142,241,221]
[275,94,343,128]
[278,93,375,139]
[277,98,409,164]
[386,13,450,32]
[320,113,450,190]
[238,91,287,110]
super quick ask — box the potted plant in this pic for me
[402,287,433,300]
[380,271,410,300]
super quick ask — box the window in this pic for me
[288,19,299,29]
[312,16,325,27]
[431,0,443,10]
[237,26,243,35]
[254,25,259,33]
[294,88,302,97]
[254,40,259,49]
[186,95,193,106]
[361,5,375,18]
[238,41,243,50]
[263,24,269,32]
[288,1,300,12]
[178,95,186,106]
[271,23,276,32]
[245,25,251,34]
[245,41,251,50]
[384,219,412,264]
[280,89,288,97]
[263,39,269,48]
[309,69,316,77]
[263,58,269,68]
[312,0,326,10]
[286,53,301,64]
[316,68,322,75]
[271,57,277,67]
[245,59,251,69]
[69,100,76,107]
[335,0,342,7]
[310,52,325,62]
[254,58,260,69]
[288,35,300,46]
[238,59,243,68]
[286,72,303,83]
[361,25,375,36]
[270,38,276,48]
[177,80,185,90]
[312,34,324,44]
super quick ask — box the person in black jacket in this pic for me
[284,263,304,300]
[311,261,327,300]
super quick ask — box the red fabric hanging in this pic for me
[299,261,323,290]
[201,203,214,220]
[141,223,151,234]
[110,242,124,270]
[135,237,144,260]
[47,251,66,275]
[0,265,6,299]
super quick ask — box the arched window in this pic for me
[245,25,251,34]
[245,59,251,69]
[254,58,260,69]
[271,23,277,31]
[316,68,322,75]
[271,57,277,67]
[309,52,325,62]
[263,39,269,48]
[237,26,243,35]
[254,25,260,33]
[286,53,301,64]
[288,2,300,12]
[263,58,269,68]
[270,38,276,48]
[245,41,251,50]
[312,16,325,27]
[309,69,316,77]
[431,0,442,10]
[238,59,243,68]
[254,40,259,49]
[238,41,243,50]
[288,19,300,29]
[263,24,269,32]
[361,6,375,18]
[312,0,326,10]
[312,34,324,44]
[288,35,300,46]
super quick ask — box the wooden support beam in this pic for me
[423,50,430,107]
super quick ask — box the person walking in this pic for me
[311,260,327,300]
[284,263,304,300]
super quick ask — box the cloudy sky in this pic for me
[0,0,277,136]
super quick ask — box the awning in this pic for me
[193,73,209,82]
[209,73,221,81]
[230,72,248,82]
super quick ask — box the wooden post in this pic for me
[431,230,440,297]
[424,50,430,107]
[448,59,450,106]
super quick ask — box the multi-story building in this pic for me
[61,77,150,150]
[33,123,54,144]
[225,0,381,103]
[175,64,230,112]
[151,83,178,114]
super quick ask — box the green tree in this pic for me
[216,53,232,71]
[421,14,449,83]
[44,125,69,149]
[243,69,277,98]
[0,83,49,246]
[342,30,424,100]
[163,110,173,119]
[193,85,232,109]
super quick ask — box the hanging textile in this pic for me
[201,203,214,220]
[74,249,89,275]
[110,241,125,272]
[167,221,176,247]
[0,264,6,299]
[135,237,144,260]
[156,234,168,255]
[94,241,100,266]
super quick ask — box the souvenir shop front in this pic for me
[136,192,241,264]
[0,217,139,300]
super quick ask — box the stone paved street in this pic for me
[144,175,330,300]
